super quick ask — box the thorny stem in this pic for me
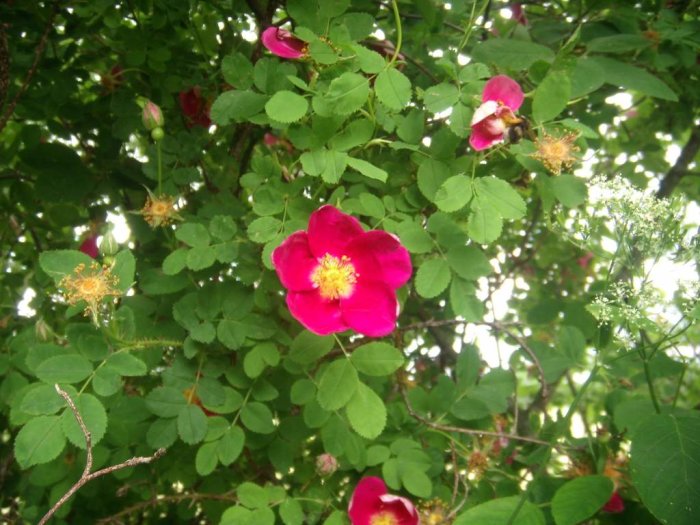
[37,386,165,525]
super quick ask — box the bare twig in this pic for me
[401,386,551,447]
[37,385,166,525]
[0,5,58,133]
[657,125,700,198]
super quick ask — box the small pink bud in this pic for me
[142,100,164,130]
[315,453,339,477]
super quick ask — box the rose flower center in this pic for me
[311,254,357,300]
[370,512,398,525]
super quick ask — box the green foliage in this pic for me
[1,1,699,524]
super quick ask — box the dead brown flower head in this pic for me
[60,262,120,322]
[141,194,180,228]
[532,132,580,175]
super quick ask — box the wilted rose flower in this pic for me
[179,87,211,128]
[271,205,412,337]
[511,3,528,25]
[141,100,164,130]
[348,477,419,525]
[470,75,524,151]
[261,27,307,59]
[79,235,99,259]
[602,491,625,513]
[315,453,339,477]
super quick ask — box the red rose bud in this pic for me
[603,491,625,513]
[315,453,339,477]
[142,100,164,130]
[79,235,99,259]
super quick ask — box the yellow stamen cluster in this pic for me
[419,499,452,525]
[60,262,120,320]
[370,512,398,525]
[532,132,580,175]
[311,253,358,300]
[141,194,179,228]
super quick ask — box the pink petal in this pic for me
[79,236,99,259]
[271,231,317,292]
[471,100,499,126]
[470,117,505,150]
[346,231,412,289]
[286,291,348,335]
[261,27,306,59]
[307,205,365,259]
[379,495,420,525]
[341,281,398,337]
[482,75,524,110]
[348,477,386,525]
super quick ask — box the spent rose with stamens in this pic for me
[271,205,412,337]
[470,75,524,151]
[348,477,419,525]
[261,27,307,59]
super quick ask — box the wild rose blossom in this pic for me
[348,477,419,525]
[271,205,411,337]
[261,27,307,59]
[179,87,211,128]
[470,75,524,151]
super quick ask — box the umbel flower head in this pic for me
[271,205,412,337]
[60,262,120,322]
[470,75,524,151]
[348,477,419,525]
[532,132,580,174]
[261,27,308,59]
[141,193,181,228]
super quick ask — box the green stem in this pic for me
[387,0,403,69]
[333,333,350,358]
[641,353,662,413]
[157,141,163,195]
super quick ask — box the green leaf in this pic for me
[147,418,178,449]
[450,278,485,321]
[449,104,473,138]
[588,34,651,53]
[195,441,219,476]
[400,465,432,498]
[176,223,210,248]
[471,39,555,69]
[240,402,276,434]
[423,83,459,113]
[290,379,316,405]
[347,157,388,183]
[468,201,502,244]
[570,58,606,98]
[218,425,245,465]
[551,174,587,207]
[447,245,492,280]
[533,71,571,123]
[20,384,66,415]
[162,248,188,275]
[238,481,269,509]
[14,415,66,469]
[210,90,268,125]
[39,250,94,283]
[178,404,208,444]
[186,246,217,271]
[280,499,304,525]
[265,90,309,123]
[417,159,450,201]
[359,193,385,218]
[244,343,280,378]
[434,175,473,212]
[248,217,282,244]
[321,150,348,184]
[106,352,147,376]
[111,250,136,292]
[346,382,386,439]
[592,57,678,101]
[352,44,385,74]
[289,330,335,365]
[350,342,404,376]
[631,414,700,525]
[551,475,613,525]
[325,72,369,115]
[474,176,526,220]
[146,386,186,417]
[36,354,93,384]
[375,68,412,111]
[222,52,254,88]
[454,496,545,525]
[415,258,451,299]
[61,393,108,448]
[317,359,360,411]
[308,40,338,65]
[396,220,433,254]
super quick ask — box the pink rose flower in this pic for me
[271,205,412,337]
[79,235,99,259]
[470,75,524,151]
[602,491,625,513]
[261,27,307,59]
[348,477,419,525]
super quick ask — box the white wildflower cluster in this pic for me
[589,281,662,332]
[563,175,686,260]
[677,280,700,318]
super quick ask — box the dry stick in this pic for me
[0,5,58,133]
[37,385,166,525]
[400,386,551,447]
